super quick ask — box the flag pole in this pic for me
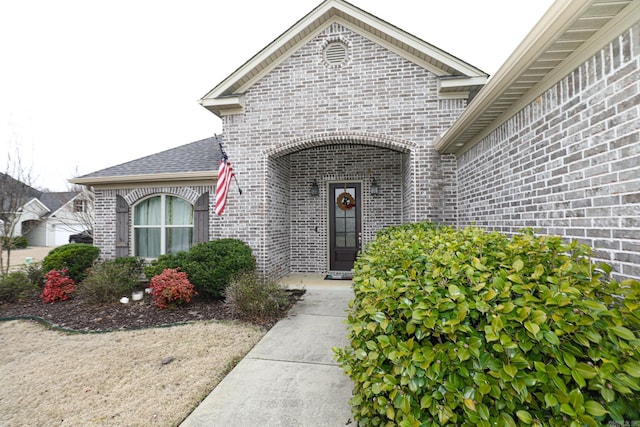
[215,135,242,195]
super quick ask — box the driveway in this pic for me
[4,246,55,271]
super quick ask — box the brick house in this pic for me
[72,0,640,281]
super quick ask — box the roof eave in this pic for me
[436,0,640,155]
[69,171,218,187]
[198,95,246,117]
[438,76,488,99]
[200,0,488,112]
[24,197,50,214]
[47,193,82,218]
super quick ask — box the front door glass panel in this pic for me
[329,183,360,271]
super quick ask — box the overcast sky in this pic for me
[1,0,554,191]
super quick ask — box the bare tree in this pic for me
[0,149,37,274]
[65,166,94,237]
[73,188,95,237]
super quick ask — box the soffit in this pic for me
[436,0,639,155]
[200,0,488,115]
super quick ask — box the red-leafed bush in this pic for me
[148,268,197,309]
[40,269,76,303]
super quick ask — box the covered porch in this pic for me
[262,133,416,279]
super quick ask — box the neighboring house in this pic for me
[1,173,93,246]
[71,0,640,281]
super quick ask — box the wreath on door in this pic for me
[337,192,355,210]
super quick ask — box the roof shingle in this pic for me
[78,137,221,179]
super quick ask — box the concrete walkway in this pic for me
[180,274,355,427]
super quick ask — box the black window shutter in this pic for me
[194,192,209,244]
[115,195,130,258]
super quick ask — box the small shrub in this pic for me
[41,269,76,303]
[335,223,640,426]
[144,239,256,297]
[14,235,28,249]
[148,268,197,309]
[0,271,39,303]
[182,239,256,297]
[78,258,145,303]
[22,262,45,288]
[112,256,146,278]
[1,235,27,249]
[224,272,289,322]
[42,243,100,283]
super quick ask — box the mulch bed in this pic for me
[0,289,305,333]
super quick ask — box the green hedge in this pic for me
[144,239,256,297]
[335,222,640,426]
[42,243,100,283]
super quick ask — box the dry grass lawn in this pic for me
[0,319,265,426]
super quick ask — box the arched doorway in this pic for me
[264,132,416,276]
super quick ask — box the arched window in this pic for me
[133,195,194,258]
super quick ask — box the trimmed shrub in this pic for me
[182,239,256,297]
[112,256,146,278]
[78,258,145,303]
[41,269,76,303]
[148,268,197,309]
[224,272,289,322]
[144,239,256,297]
[144,252,187,280]
[0,270,39,303]
[335,222,640,426]
[42,243,100,283]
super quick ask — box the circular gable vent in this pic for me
[323,41,348,66]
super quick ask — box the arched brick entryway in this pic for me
[263,131,417,277]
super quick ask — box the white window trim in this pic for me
[132,194,194,258]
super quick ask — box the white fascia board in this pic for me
[438,76,488,98]
[23,198,50,215]
[230,16,454,95]
[336,5,487,77]
[337,17,450,76]
[438,92,471,100]
[20,198,50,220]
[447,0,640,156]
[199,95,246,116]
[496,0,640,132]
[435,0,593,154]
[212,14,474,102]
[200,1,340,102]
[201,0,487,107]
[439,76,488,89]
[69,171,218,187]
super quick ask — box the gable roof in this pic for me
[436,0,640,155]
[39,192,78,217]
[70,137,221,187]
[1,173,80,217]
[199,0,488,117]
[0,173,43,211]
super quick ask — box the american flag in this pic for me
[215,145,234,216]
